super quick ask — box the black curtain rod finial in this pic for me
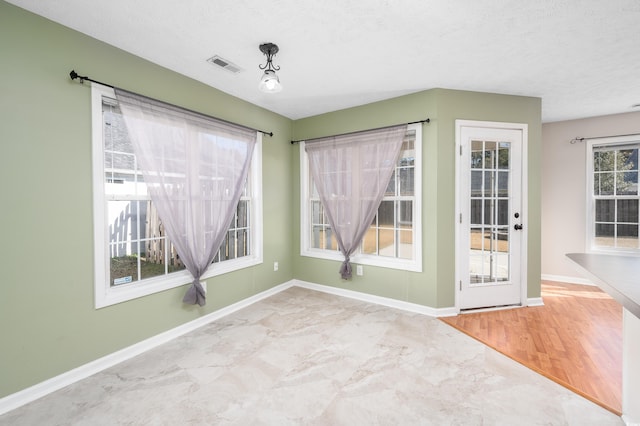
[68,69,114,88]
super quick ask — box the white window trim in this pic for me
[91,84,263,308]
[299,123,422,272]
[585,135,640,256]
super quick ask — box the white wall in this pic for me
[541,111,640,282]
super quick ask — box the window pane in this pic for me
[497,171,509,197]
[617,224,638,238]
[311,200,323,224]
[239,228,250,257]
[595,223,615,247]
[594,151,615,172]
[227,230,238,260]
[497,200,509,226]
[619,149,638,170]
[594,172,614,195]
[471,140,483,167]
[596,200,615,222]
[470,228,482,250]
[311,225,323,249]
[105,172,135,196]
[105,152,135,171]
[398,200,413,226]
[168,241,186,272]
[498,143,510,169]
[236,200,249,227]
[495,253,509,281]
[141,238,168,280]
[484,171,494,197]
[378,200,394,227]
[103,108,133,153]
[470,199,482,225]
[108,200,135,246]
[110,244,139,286]
[312,225,336,250]
[471,171,482,196]
[385,171,396,196]
[216,232,233,261]
[617,171,638,195]
[482,229,492,251]
[401,131,415,163]
[484,141,496,169]
[378,228,395,257]
[362,223,377,255]
[398,230,413,259]
[484,200,494,225]
[617,225,638,248]
[617,199,639,223]
[399,167,414,196]
[496,227,509,252]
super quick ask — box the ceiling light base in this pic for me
[259,43,279,57]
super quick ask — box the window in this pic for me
[92,85,262,308]
[300,123,422,271]
[587,136,640,253]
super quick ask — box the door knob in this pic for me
[514,224,523,230]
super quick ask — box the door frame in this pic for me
[454,119,529,312]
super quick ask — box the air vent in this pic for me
[207,55,243,74]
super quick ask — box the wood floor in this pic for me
[440,281,623,415]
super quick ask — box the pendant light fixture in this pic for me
[258,43,282,93]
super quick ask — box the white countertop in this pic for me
[567,253,640,319]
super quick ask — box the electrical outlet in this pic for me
[274,261,279,271]
[356,265,363,276]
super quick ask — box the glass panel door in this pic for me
[469,140,511,285]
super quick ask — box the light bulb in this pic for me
[259,70,282,93]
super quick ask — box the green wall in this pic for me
[0,1,293,398]
[0,0,541,400]
[292,89,542,308]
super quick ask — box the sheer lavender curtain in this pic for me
[114,89,257,306]
[305,124,407,279]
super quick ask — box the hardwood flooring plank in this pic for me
[440,281,622,415]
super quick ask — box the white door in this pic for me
[456,120,527,310]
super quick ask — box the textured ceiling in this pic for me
[7,0,640,122]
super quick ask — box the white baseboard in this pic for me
[527,297,544,307]
[0,280,295,416]
[293,279,457,317]
[541,274,595,286]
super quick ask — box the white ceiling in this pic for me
[7,0,640,122]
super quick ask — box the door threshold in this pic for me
[459,303,522,314]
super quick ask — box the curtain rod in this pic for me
[69,70,274,137]
[290,118,430,144]
[570,132,640,144]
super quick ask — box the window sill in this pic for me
[95,255,263,309]
[587,247,640,257]
[300,249,422,273]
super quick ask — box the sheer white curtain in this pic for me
[114,89,257,306]
[305,125,407,279]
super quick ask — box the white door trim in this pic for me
[454,119,528,312]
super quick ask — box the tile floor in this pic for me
[0,287,622,425]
